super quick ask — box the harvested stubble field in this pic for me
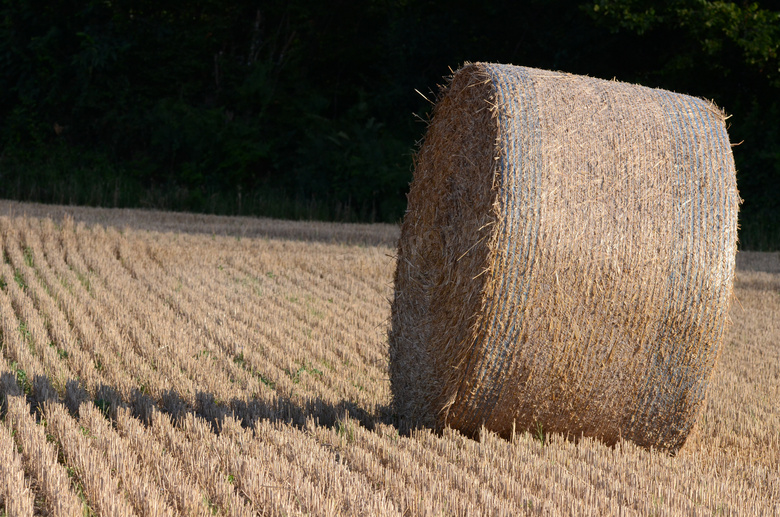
[0,200,777,516]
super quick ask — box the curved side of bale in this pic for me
[390,62,739,453]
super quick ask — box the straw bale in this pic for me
[389,62,740,453]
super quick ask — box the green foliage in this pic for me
[203,495,219,515]
[534,422,546,446]
[23,247,34,267]
[337,419,355,444]
[18,322,31,342]
[75,270,91,293]
[0,0,414,221]
[286,361,322,384]
[257,373,276,390]
[10,361,31,395]
[588,1,780,84]
[13,270,26,290]
[0,0,776,243]
[731,98,780,250]
[50,341,69,360]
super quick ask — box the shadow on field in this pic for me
[141,386,396,438]
[734,252,780,293]
[0,371,22,412]
[2,368,397,442]
[735,250,780,274]
[100,378,397,438]
[0,200,400,248]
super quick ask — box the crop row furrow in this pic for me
[430,426,712,515]
[180,260,388,413]
[146,408,255,516]
[104,230,273,390]
[216,413,401,516]
[3,392,83,517]
[71,224,259,407]
[242,237,393,299]
[44,400,137,516]
[55,224,316,429]
[100,227,373,421]
[224,258,390,381]
[35,224,171,407]
[309,417,526,516]
[0,266,58,403]
[1,229,75,398]
[417,428,599,511]
[0,406,35,516]
[154,236,387,379]
[0,354,37,517]
[226,247,392,346]
[191,233,391,305]
[5,225,99,411]
[77,401,175,517]
[133,229,391,389]
[35,221,174,414]
[65,224,194,365]
[432,428,625,515]
[178,411,307,516]
[182,235,389,349]
[114,406,214,516]
[281,247,392,319]
[212,256,389,384]
[56,223,219,409]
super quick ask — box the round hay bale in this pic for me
[389,62,739,453]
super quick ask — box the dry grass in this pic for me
[0,200,777,516]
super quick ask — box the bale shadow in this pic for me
[0,367,399,444]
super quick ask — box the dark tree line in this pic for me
[0,0,778,248]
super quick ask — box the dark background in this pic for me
[0,0,778,249]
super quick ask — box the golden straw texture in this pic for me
[390,62,740,453]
